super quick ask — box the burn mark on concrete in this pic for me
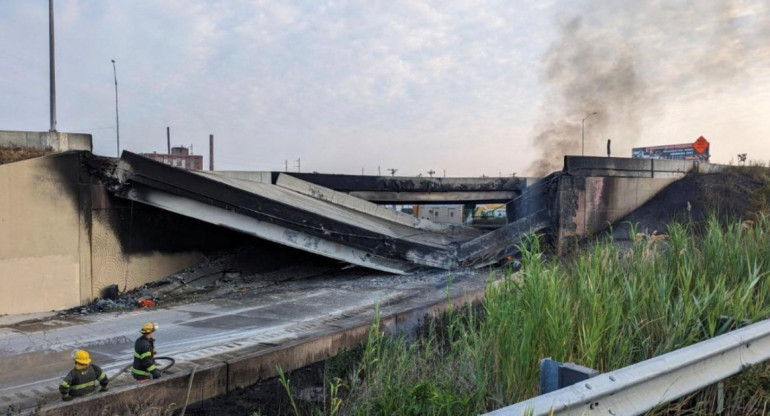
[40,152,319,264]
[555,175,583,254]
[43,151,89,211]
[97,195,254,254]
[593,177,616,232]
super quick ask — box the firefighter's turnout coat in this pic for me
[132,335,160,380]
[59,364,108,399]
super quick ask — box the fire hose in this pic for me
[153,356,176,373]
[117,356,176,378]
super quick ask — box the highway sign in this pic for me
[693,136,709,154]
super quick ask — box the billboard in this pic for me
[632,137,710,162]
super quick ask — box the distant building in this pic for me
[141,146,203,170]
[414,204,463,225]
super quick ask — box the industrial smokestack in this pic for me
[607,139,611,158]
[209,134,214,171]
[166,126,170,154]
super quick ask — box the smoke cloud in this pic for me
[528,0,770,176]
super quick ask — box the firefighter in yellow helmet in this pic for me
[132,322,161,381]
[59,350,108,401]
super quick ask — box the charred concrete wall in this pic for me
[555,175,679,251]
[0,152,245,315]
[89,190,205,299]
[88,185,259,297]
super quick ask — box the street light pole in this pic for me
[48,0,57,132]
[581,112,598,156]
[111,60,120,157]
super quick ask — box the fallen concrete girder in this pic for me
[457,209,552,268]
[113,152,545,273]
[123,184,420,274]
[348,190,518,204]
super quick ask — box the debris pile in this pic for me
[57,292,163,316]
[55,250,275,317]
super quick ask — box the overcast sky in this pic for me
[1,1,768,176]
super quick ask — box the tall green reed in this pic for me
[280,215,770,415]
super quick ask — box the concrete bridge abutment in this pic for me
[554,156,723,253]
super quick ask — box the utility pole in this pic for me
[387,168,397,177]
[581,112,598,156]
[166,127,170,154]
[361,167,364,175]
[48,0,57,132]
[295,158,301,173]
[111,59,120,156]
[378,166,381,176]
[285,160,288,172]
[443,169,446,177]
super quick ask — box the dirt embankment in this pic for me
[0,145,54,165]
[612,167,770,240]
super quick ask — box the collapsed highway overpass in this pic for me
[112,151,549,273]
[0,149,720,315]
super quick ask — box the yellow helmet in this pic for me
[140,322,158,334]
[73,349,91,365]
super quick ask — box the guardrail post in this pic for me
[539,358,560,394]
[539,358,599,394]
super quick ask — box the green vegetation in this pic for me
[278,214,770,415]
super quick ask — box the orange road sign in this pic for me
[693,136,709,154]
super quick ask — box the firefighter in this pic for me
[59,349,108,401]
[132,322,162,381]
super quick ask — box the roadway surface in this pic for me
[0,267,492,414]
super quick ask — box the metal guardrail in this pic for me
[484,319,770,416]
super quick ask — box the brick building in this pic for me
[141,146,203,170]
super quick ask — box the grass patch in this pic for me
[275,214,770,415]
[720,165,770,221]
[0,145,53,165]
